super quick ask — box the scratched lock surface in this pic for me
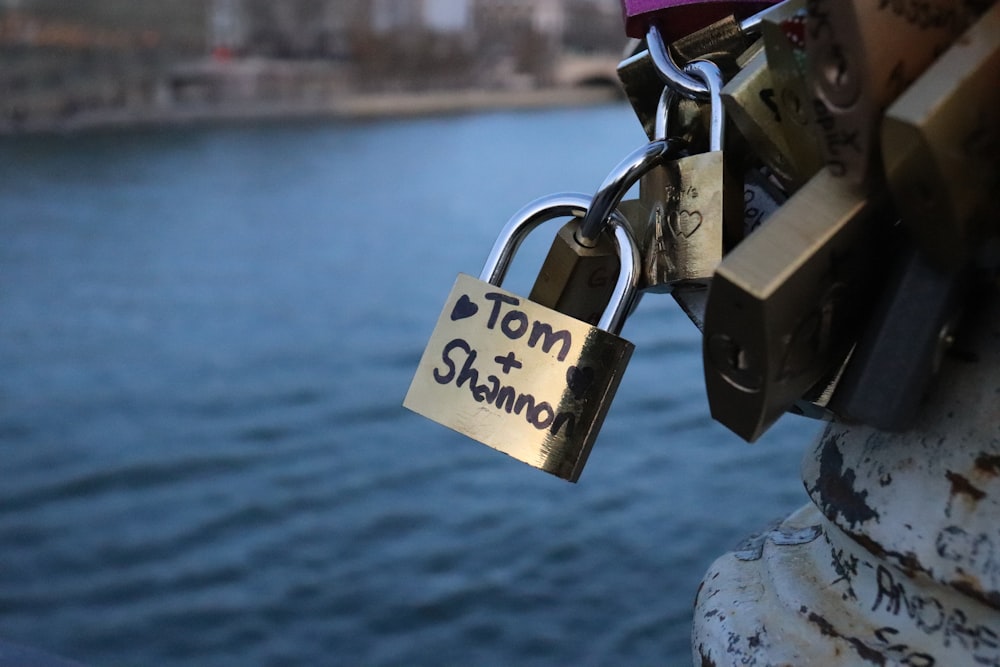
[404,274,633,483]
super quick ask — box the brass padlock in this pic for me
[881,0,1000,270]
[671,13,755,63]
[702,169,889,442]
[618,48,670,141]
[637,60,741,293]
[758,0,825,187]
[644,167,787,333]
[619,15,751,143]
[721,41,801,189]
[804,0,972,189]
[404,193,640,483]
[528,219,620,326]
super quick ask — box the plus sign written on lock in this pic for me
[494,352,523,375]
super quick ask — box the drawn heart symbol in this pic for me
[669,209,703,239]
[566,365,595,400]
[450,294,479,321]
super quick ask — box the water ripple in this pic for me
[0,111,816,667]
[0,454,263,514]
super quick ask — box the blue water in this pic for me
[0,106,820,666]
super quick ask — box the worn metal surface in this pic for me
[804,296,1000,610]
[694,293,1000,664]
[804,0,971,188]
[694,503,1000,666]
[637,62,728,293]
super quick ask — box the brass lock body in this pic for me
[528,219,620,326]
[703,169,887,441]
[804,0,974,189]
[635,60,744,293]
[758,0,825,185]
[721,43,801,189]
[881,1,1000,270]
[405,194,640,482]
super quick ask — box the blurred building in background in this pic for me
[0,0,626,132]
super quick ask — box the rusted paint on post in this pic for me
[694,504,1000,666]
[694,297,1000,664]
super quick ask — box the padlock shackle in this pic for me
[646,25,729,109]
[689,60,725,152]
[603,220,641,333]
[654,59,724,151]
[577,139,682,246]
[481,193,591,287]
[479,192,640,334]
[647,24,708,98]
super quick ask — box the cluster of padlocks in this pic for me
[405,0,1000,482]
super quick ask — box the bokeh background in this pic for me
[1,3,822,665]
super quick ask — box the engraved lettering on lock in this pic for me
[432,338,577,437]
[806,0,834,39]
[587,265,612,289]
[744,188,767,234]
[483,291,573,362]
[663,183,699,201]
[658,180,705,240]
[812,99,849,176]
[670,209,704,239]
[877,0,961,30]
[759,87,782,122]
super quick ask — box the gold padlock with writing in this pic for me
[404,193,640,482]
[758,0,825,187]
[881,1,1000,270]
[721,41,801,189]
[805,0,973,189]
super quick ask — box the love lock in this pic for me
[404,193,640,482]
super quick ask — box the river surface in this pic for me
[0,105,821,666]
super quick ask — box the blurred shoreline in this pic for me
[3,85,624,135]
[2,1,630,136]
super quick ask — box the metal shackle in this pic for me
[479,192,641,334]
[576,139,683,247]
[654,59,725,152]
[576,63,721,248]
[647,24,710,98]
[645,4,767,99]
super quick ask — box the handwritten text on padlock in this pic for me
[404,274,633,481]
[433,289,587,437]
